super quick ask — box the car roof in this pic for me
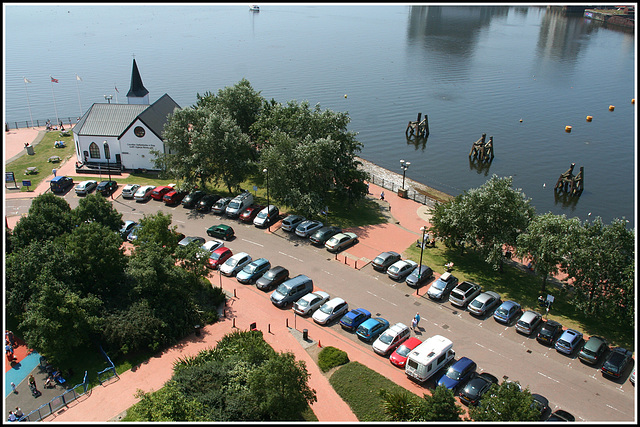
[401,337,422,348]
[268,265,286,273]
[451,356,475,369]
[231,252,249,259]
[252,258,269,265]
[325,297,345,307]
[499,300,519,308]
[311,290,330,299]
[387,322,408,333]
[520,310,541,320]
[212,247,230,254]
[475,291,499,302]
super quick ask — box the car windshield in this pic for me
[245,264,257,273]
[257,211,267,219]
[275,284,289,294]
[395,344,412,357]
[557,339,569,347]
[327,237,339,245]
[297,299,309,307]
[447,366,463,381]
[496,307,507,316]
[517,320,529,327]
[388,265,399,273]
[319,304,333,314]
[603,359,619,372]
[264,270,276,279]
[229,201,240,209]
[373,256,384,264]
[210,252,222,260]
[378,333,393,344]
[470,300,483,308]
[432,280,446,290]
[225,258,238,267]
[342,317,352,325]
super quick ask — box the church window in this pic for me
[89,142,101,159]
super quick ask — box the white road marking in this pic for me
[475,342,512,361]
[366,290,398,307]
[279,251,303,262]
[537,371,560,383]
[174,219,185,223]
[242,238,263,247]
[322,270,334,276]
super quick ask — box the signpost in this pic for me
[22,180,32,191]
[6,172,18,189]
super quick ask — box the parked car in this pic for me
[96,180,118,196]
[356,317,390,342]
[309,226,342,246]
[197,194,221,212]
[427,272,459,301]
[239,205,265,223]
[253,205,279,228]
[134,185,156,202]
[220,252,252,277]
[437,356,477,392]
[236,258,271,284]
[555,329,583,355]
[120,183,140,199]
[386,259,418,281]
[50,176,74,193]
[340,308,372,332]
[150,185,173,201]
[211,197,232,214]
[119,220,137,240]
[126,224,142,242]
[372,322,411,356]
[449,281,482,308]
[201,240,225,254]
[531,393,551,421]
[256,266,289,292]
[601,347,633,379]
[493,300,522,324]
[536,319,563,346]
[389,337,422,369]
[181,190,206,208]
[270,275,314,308]
[515,310,543,335]
[630,365,635,384]
[207,247,233,269]
[458,372,499,406]
[281,214,305,232]
[468,291,501,317]
[163,190,188,205]
[225,191,254,218]
[312,297,349,325]
[371,251,402,272]
[178,236,205,247]
[405,265,434,288]
[295,220,324,238]
[207,224,235,240]
[325,232,359,253]
[578,336,608,365]
[293,291,330,316]
[547,409,575,421]
[75,180,98,196]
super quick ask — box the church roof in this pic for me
[123,94,181,140]
[126,59,149,98]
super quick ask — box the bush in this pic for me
[317,346,349,372]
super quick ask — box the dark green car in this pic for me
[207,224,234,241]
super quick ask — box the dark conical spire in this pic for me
[127,59,149,98]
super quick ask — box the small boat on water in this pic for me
[249,5,260,12]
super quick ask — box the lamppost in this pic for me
[103,94,113,104]
[263,168,270,231]
[103,141,112,197]
[418,225,428,291]
[400,159,411,190]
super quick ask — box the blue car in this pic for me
[340,308,371,332]
[493,300,522,324]
[356,317,389,342]
[437,357,477,392]
[236,258,271,284]
[555,329,583,355]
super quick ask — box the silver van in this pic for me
[270,274,313,308]
[225,192,254,218]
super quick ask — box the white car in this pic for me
[134,185,156,202]
[74,180,97,195]
[201,240,225,253]
[220,252,252,277]
[294,220,324,238]
[121,183,141,199]
[372,322,411,356]
[293,291,330,316]
[312,297,349,325]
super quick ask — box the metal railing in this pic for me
[97,345,119,385]
[367,173,438,207]
[20,371,89,422]
[5,117,78,131]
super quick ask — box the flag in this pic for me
[50,76,59,83]
[24,77,32,84]
[115,85,119,93]
[76,74,82,81]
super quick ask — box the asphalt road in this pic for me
[6,192,636,422]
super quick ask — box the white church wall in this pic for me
[119,120,163,171]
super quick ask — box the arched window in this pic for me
[89,142,100,159]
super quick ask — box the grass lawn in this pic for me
[402,244,634,349]
[329,361,417,421]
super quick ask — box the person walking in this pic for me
[10,382,17,394]
[52,168,57,177]
[411,317,417,330]
[380,191,385,201]
[414,312,421,329]
[28,374,37,390]
[14,407,24,419]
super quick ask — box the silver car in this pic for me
[75,180,97,196]
[427,272,459,300]
[515,310,543,335]
[294,220,324,238]
[121,183,141,199]
[220,252,252,277]
[293,291,330,316]
[468,291,501,316]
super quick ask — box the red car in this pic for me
[239,205,265,223]
[207,247,233,269]
[151,185,174,201]
[389,337,422,369]
[163,190,187,205]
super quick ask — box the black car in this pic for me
[601,347,633,379]
[96,180,117,196]
[536,320,563,346]
[181,190,206,208]
[256,266,289,291]
[196,194,221,212]
[458,372,498,406]
[371,251,402,272]
[309,226,342,246]
[547,409,575,421]
[119,220,137,240]
[405,265,434,288]
[531,393,550,420]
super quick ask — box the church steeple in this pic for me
[127,59,149,105]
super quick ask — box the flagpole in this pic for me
[50,76,60,126]
[75,74,83,117]
[114,84,119,103]
[23,77,34,128]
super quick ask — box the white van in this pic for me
[225,192,254,218]
[405,335,455,383]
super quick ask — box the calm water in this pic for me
[3,5,636,227]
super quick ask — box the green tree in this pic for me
[515,212,582,292]
[379,385,464,421]
[421,385,465,421]
[128,383,207,422]
[378,388,425,421]
[9,193,73,248]
[133,211,179,251]
[469,381,539,421]
[428,195,470,253]
[71,193,123,231]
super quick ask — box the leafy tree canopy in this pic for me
[71,193,123,231]
[469,381,539,421]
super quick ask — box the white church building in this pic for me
[72,59,180,172]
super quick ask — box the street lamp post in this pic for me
[103,94,113,104]
[263,168,270,231]
[400,159,411,190]
[103,141,112,197]
[418,225,427,290]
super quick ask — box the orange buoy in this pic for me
[609,105,615,111]
[565,125,572,132]
[586,116,593,122]
[632,99,635,104]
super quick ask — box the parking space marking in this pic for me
[537,371,560,384]
[475,342,512,361]
[322,270,334,276]
[174,219,185,223]
[241,238,264,247]
[366,291,398,307]
[279,251,303,262]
